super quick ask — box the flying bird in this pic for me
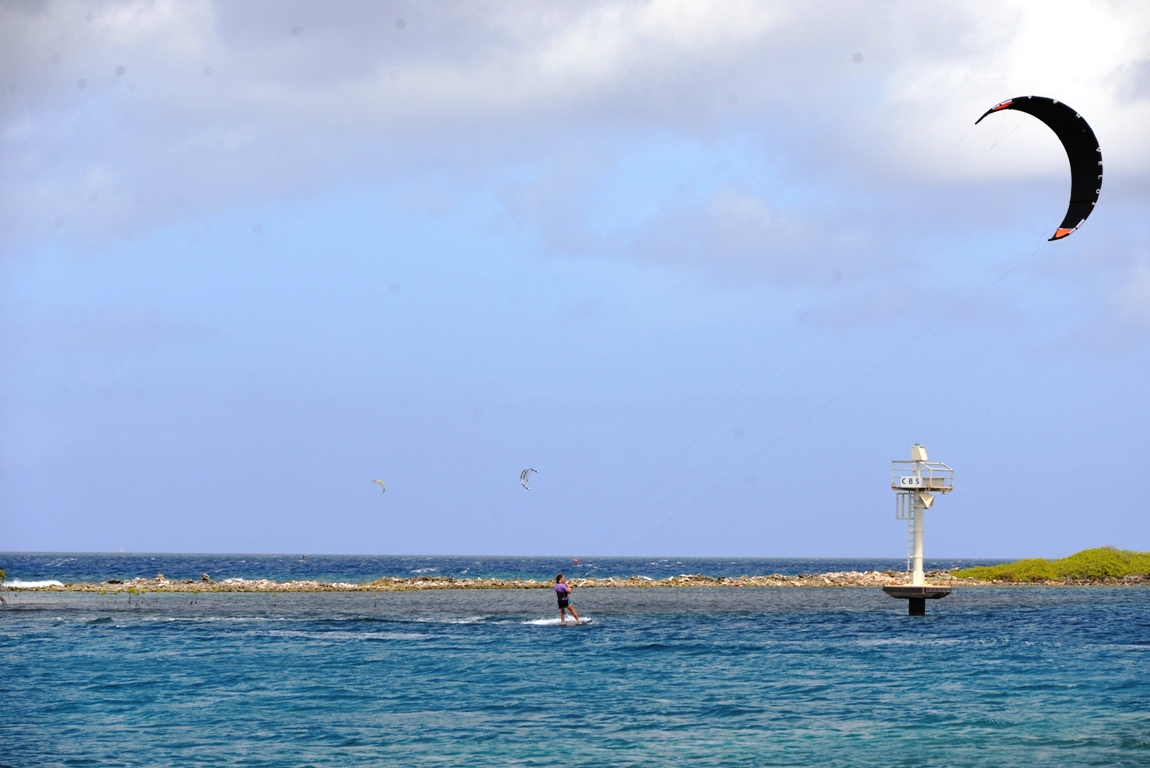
[520,468,537,490]
[371,479,386,495]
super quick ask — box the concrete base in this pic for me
[882,585,952,615]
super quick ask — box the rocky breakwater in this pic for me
[949,574,1149,586]
[10,570,962,593]
[24,574,372,594]
[593,571,959,588]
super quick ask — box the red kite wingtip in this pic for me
[975,99,1015,125]
[1049,227,1075,241]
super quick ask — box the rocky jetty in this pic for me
[10,570,967,594]
[6,569,1144,594]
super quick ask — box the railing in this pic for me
[895,491,913,520]
[894,490,917,572]
[890,461,953,493]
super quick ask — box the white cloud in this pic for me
[2,0,1149,278]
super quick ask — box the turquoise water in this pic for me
[2,583,1149,765]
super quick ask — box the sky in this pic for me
[3,0,1150,558]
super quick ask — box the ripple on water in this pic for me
[0,586,1147,766]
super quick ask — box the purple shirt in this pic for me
[555,583,569,596]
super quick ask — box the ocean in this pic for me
[2,555,1148,766]
[0,552,1003,587]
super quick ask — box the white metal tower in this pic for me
[891,444,953,585]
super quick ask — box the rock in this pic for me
[12,567,1132,593]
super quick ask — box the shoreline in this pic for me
[5,570,1148,593]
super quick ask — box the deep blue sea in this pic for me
[2,555,1148,766]
[0,552,1004,586]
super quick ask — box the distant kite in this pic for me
[371,479,386,495]
[975,96,1101,240]
[520,468,537,490]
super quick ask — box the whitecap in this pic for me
[5,579,64,588]
[412,615,488,624]
[154,616,291,623]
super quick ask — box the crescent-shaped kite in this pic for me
[519,468,537,490]
[975,96,1101,241]
[371,479,386,495]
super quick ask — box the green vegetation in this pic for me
[953,547,1150,582]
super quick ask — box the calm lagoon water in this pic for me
[2,564,1149,766]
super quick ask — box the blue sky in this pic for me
[3,1,1150,557]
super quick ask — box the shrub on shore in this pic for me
[953,547,1150,582]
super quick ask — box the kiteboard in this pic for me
[523,617,594,626]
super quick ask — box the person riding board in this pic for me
[554,574,581,625]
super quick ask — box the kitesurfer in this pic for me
[554,574,581,625]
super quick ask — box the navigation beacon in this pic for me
[882,444,954,615]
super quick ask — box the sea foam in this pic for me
[5,579,64,588]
